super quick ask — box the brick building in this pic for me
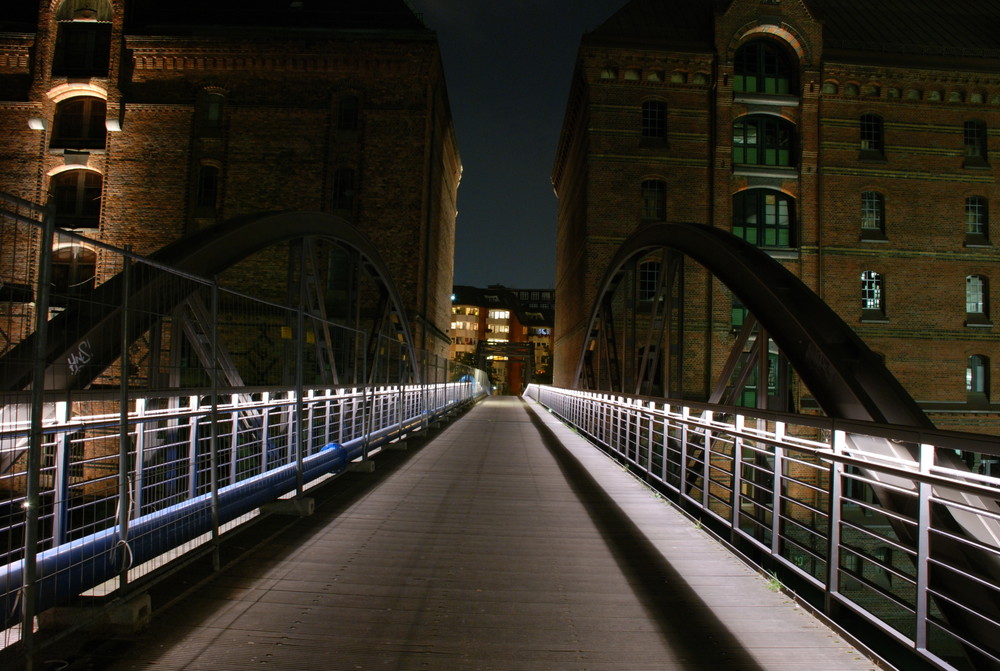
[450,285,554,394]
[553,0,1000,434]
[0,0,459,361]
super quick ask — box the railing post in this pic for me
[702,411,713,510]
[52,401,70,546]
[261,391,271,471]
[826,429,846,614]
[229,393,239,486]
[680,406,690,501]
[915,442,933,652]
[118,247,133,590]
[294,303,305,496]
[22,200,56,669]
[732,413,745,534]
[771,420,785,557]
[133,397,146,517]
[209,281,221,570]
[187,395,198,498]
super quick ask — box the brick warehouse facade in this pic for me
[553,0,1000,435]
[0,0,460,362]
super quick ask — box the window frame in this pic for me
[52,169,102,229]
[640,179,666,221]
[967,354,990,404]
[51,96,107,150]
[964,120,989,167]
[52,19,112,78]
[637,260,661,302]
[966,274,991,326]
[195,164,220,216]
[861,190,886,239]
[732,189,796,248]
[641,100,666,143]
[733,40,795,95]
[733,115,795,167]
[860,270,886,320]
[859,114,884,158]
[50,245,97,307]
[965,195,990,245]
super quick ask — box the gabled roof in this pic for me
[124,0,427,34]
[812,0,1000,58]
[582,0,1000,59]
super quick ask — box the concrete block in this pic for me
[261,496,315,516]
[348,460,376,473]
[38,593,151,634]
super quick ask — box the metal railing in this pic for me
[525,384,1000,671]
[0,193,490,665]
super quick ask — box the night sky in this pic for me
[411,1,627,289]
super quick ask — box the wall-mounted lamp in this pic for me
[106,118,122,132]
[28,117,47,131]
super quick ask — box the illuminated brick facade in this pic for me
[553,0,1000,434]
[0,0,460,359]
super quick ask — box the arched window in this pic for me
[641,100,666,141]
[50,245,96,306]
[51,97,107,149]
[964,120,988,164]
[861,191,885,238]
[52,0,112,78]
[637,260,661,301]
[966,275,990,325]
[733,40,795,95]
[967,354,989,400]
[732,189,795,248]
[332,168,356,210]
[733,115,794,167]
[861,270,885,319]
[52,170,102,229]
[641,180,666,221]
[337,95,359,131]
[860,114,884,156]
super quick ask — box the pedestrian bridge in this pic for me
[2,193,998,670]
[12,395,882,671]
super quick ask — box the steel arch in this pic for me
[0,211,419,391]
[575,223,1000,668]
[575,221,931,427]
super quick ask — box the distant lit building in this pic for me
[450,286,554,394]
[553,0,1000,434]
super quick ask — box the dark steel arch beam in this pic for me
[1,211,419,391]
[576,222,932,428]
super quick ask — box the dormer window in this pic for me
[52,0,113,78]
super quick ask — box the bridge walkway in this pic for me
[96,396,878,671]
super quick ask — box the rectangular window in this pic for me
[965,121,987,159]
[641,101,666,140]
[860,115,883,154]
[861,270,885,318]
[966,196,988,236]
[641,180,666,221]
